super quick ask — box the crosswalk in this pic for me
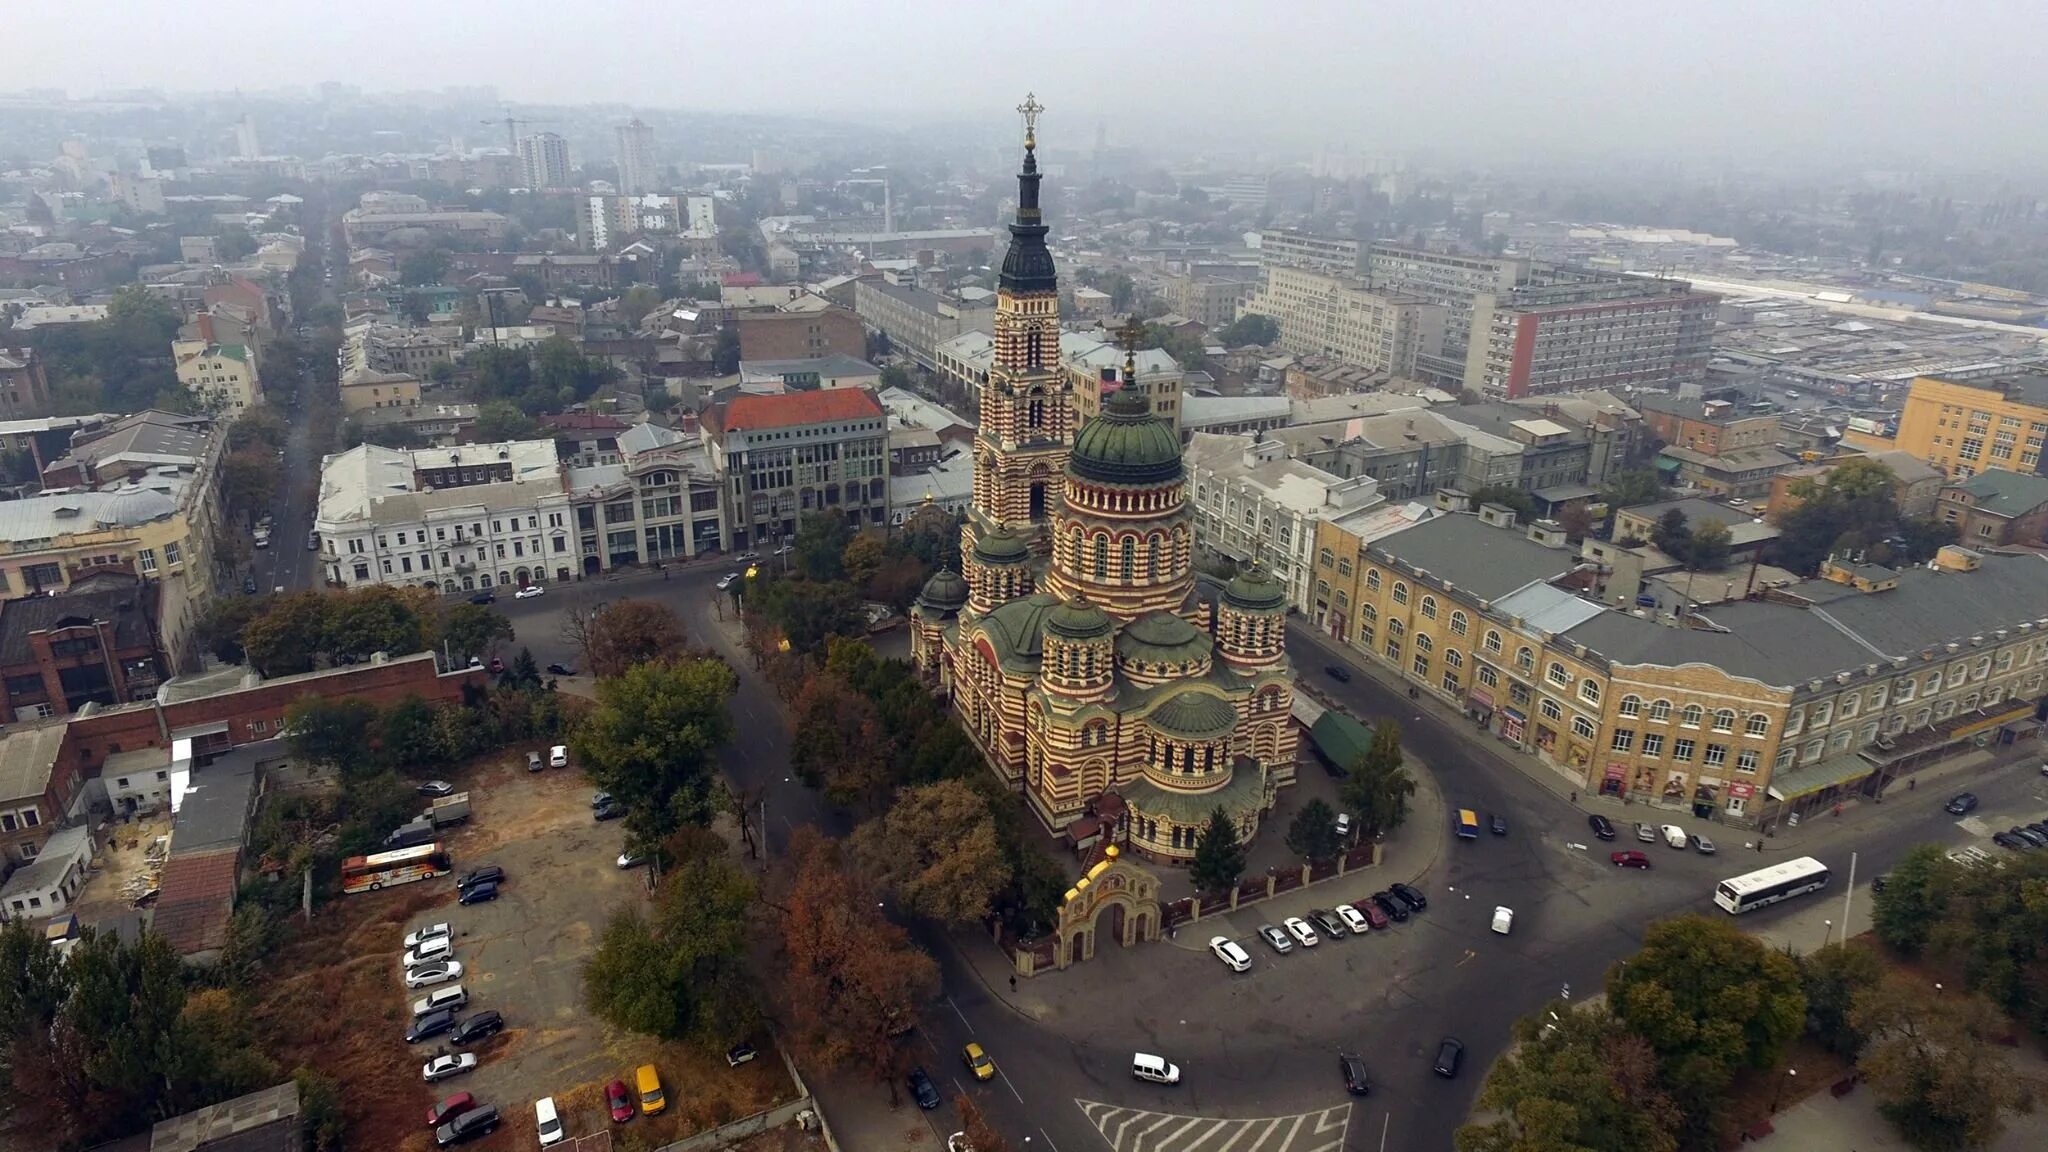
[1075,1100,1351,1152]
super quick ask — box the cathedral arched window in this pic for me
[1092,534,1108,579]
[1147,532,1162,579]
[1029,398,1044,429]
[1121,537,1135,582]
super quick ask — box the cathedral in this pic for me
[910,98,1297,863]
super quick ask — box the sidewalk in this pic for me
[1752,1046,2048,1152]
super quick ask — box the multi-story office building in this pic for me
[853,279,992,369]
[1184,433,1382,609]
[703,388,890,549]
[616,118,654,196]
[1163,272,1259,327]
[341,324,462,378]
[737,306,865,362]
[1274,410,1522,502]
[518,132,571,190]
[1462,273,1717,399]
[340,210,509,246]
[1848,371,2048,481]
[1257,229,1361,276]
[1363,243,1528,373]
[1238,266,1445,378]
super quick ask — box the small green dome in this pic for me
[1070,386,1183,487]
[973,524,1031,564]
[1117,610,1210,664]
[1045,597,1113,640]
[917,567,969,611]
[1147,690,1239,739]
[1223,565,1288,612]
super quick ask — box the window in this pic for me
[1611,729,1635,752]
[1449,611,1468,636]
[1830,729,1856,750]
[1540,698,1563,721]
[1680,704,1703,728]
[164,540,182,565]
[1414,634,1432,653]
[1442,669,1460,694]
[1947,664,1967,688]
[1579,679,1601,706]
[1735,749,1759,774]
[1385,638,1401,660]
[137,548,157,574]
[1572,716,1597,740]
[1477,664,1498,688]
[1741,713,1769,738]
[1412,654,1429,677]
[1711,709,1735,732]
[1337,557,1352,576]
[1973,656,1992,680]
[1366,569,1381,591]
[1672,738,1695,762]
[1516,647,1534,673]
[1810,700,1833,727]
[1420,596,1437,619]
[1924,672,1942,696]
[1391,582,1408,605]
[1618,694,1642,719]
[1388,618,1405,638]
[1892,679,1914,704]
[1445,650,1462,669]
[1547,662,1570,688]
[1483,630,1501,654]
[1641,732,1664,758]
[1838,693,1859,719]
[1318,548,1334,568]
[1646,699,1671,723]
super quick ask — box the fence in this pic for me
[1163,841,1379,928]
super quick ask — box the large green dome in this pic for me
[1147,690,1239,739]
[1070,386,1183,486]
[1223,565,1288,612]
[973,523,1031,564]
[1045,598,1113,640]
[917,567,969,612]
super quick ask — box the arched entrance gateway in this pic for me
[1052,845,1161,969]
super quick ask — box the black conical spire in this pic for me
[999,93,1057,295]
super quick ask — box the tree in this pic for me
[241,592,329,676]
[220,448,278,521]
[754,577,866,656]
[954,1093,1010,1152]
[852,780,1011,924]
[1189,806,1247,895]
[533,335,615,404]
[584,856,759,1047]
[1871,844,1955,957]
[793,511,853,582]
[1470,484,1538,524]
[1456,1002,1681,1152]
[400,247,451,287]
[439,602,515,661]
[1557,502,1597,541]
[1138,322,1206,366]
[1799,941,1886,1058]
[843,529,887,585]
[323,585,429,660]
[227,407,288,453]
[1341,721,1416,840]
[1852,973,2038,1152]
[1214,313,1280,348]
[1606,915,1805,1126]
[284,696,380,772]
[879,363,912,392]
[378,695,440,770]
[1286,798,1345,863]
[617,284,663,328]
[1685,519,1732,571]
[779,830,940,1080]
[196,595,265,663]
[579,599,690,678]
[470,399,540,442]
[1602,468,1667,509]
[712,324,741,374]
[788,672,892,809]
[1771,457,1904,575]
[1651,508,1692,558]
[572,658,737,845]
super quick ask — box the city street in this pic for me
[485,564,2047,1151]
[250,400,322,595]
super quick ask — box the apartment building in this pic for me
[338,368,420,413]
[1855,371,2048,481]
[172,340,260,416]
[737,306,865,362]
[703,388,889,549]
[1184,433,1382,609]
[517,132,571,190]
[1239,265,1445,377]
[341,323,462,378]
[1935,469,2048,546]
[1639,396,1797,498]
[617,118,655,196]
[1257,229,1361,275]
[1163,272,1259,328]
[854,279,992,369]
[340,209,510,246]
[1273,409,1522,502]
[1463,273,1718,399]
[0,348,52,418]
[0,574,165,723]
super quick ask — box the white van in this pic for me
[1132,1052,1181,1085]
[1491,906,1514,935]
[412,984,468,1018]
[535,1097,564,1147]
[1660,824,1687,849]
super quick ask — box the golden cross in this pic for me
[1017,93,1044,146]
[1117,315,1146,354]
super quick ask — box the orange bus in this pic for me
[341,843,451,894]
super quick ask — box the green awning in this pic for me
[1309,711,1374,773]
[1654,455,1683,474]
[1766,752,1875,802]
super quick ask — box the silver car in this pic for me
[1257,924,1293,953]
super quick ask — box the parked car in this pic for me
[617,851,647,869]
[1334,811,1352,840]
[527,751,544,772]
[1659,824,1689,849]
[457,881,498,906]
[606,1080,633,1124]
[1308,908,1347,939]
[427,1093,476,1128]
[549,745,569,768]
[515,585,544,600]
[2030,821,2048,841]
[1588,813,1616,840]
[407,1008,458,1044]
[1283,917,1320,947]
[1945,792,1980,815]
[457,867,503,891]
[450,1010,504,1046]
[2014,826,2048,847]
[1323,664,1352,682]
[418,780,455,798]
[636,1064,666,1116]
[962,1042,996,1082]
[413,985,469,1018]
[1612,850,1653,869]
[1491,906,1514,935]
[1257,924,1293,953]
[243,576,258,594]
[1993,831,2027,850]
[1209,936,1252,971]
[726,1044,758,1067]
[1370,892,1409,922]
[736,551,762,563]
[1432,1037,1466,1078]
[1356,900,1390,930]
[1131,1052,1181,1084]
[468,592,496,605]
[1336,904,1372,934]
[423,1053,477,1083]
[1690,835,1717,855]
[716,573,741,591]
[1389,882,1428,912]
[536,1097,565,1147]
[1635,822,1658,843]
[405,923,451,949]
[404,939,453,968]
[1339,1051,1370,1095]
[407,962,464,990]
[593,801,625,822]
[546,663,576,677]
[591,791,613,808]
[434,1104,500,1147]
[908,1067,941,1110]
[1487,813,1507,836]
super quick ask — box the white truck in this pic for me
[1660,824,1688,849]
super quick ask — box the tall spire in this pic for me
[999,93,1056,295]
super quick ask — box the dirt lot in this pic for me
[69,815,171,922]
[254,749,797,1152]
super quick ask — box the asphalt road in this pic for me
[487,566,2042,1152]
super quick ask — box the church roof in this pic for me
[1046,598,1114,640]
[916,567,969,613]
[974,593,1060,668]
[1116,610,1210,664]
[1146,689,1239,738]
[1070,385,1183,486]
[973,523,1032,564]
[1116,764,1266,825]
[1223,566,1289,612]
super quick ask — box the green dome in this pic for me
[1147,690,1239,739]
[973,523,1031,564]
[917,567,969,611]
[1045,598,1113,640]
[1070,386,1183,486]
[1223,565,1288,612]
[1117,610,1210,664]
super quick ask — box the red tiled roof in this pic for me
[719,388,883,432]
[543,412,629,433]
[722,272,763,287]
[153,847,240,956]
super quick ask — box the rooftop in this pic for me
[316,440,562,524]
[0,476,194,545]
[150,1080,300,1152]
[170,742,264,855]
[0,824,91,904]
[0,575,158,666]
[48,410,212,477]
[1182,395,1292,429]
[737,355,881,384]
[1366,512,1581,602]
[1936,371,2048,409]
[1948,468,2048,517]
[713,388,884,435]
[1184,433,1379,515]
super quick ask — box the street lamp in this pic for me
[1772,1068,1797,1112]
[1821,919,1833,950]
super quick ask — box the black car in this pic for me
[435,1105,500,1147]
[1993,831,2027,850]
[1339,1051,1370,1095]
[1432,1037,1465,1078]
[449,1010,504,1046]
[1588,813,1616,841]
[594,801,625,822]
[546,662,575,677]
[1308,909,1347,939]
[908,1066,941,1110]
[1370,892,1409,923]
[2030,821,2048,841]
[406,1008,457,1044]
[1324,664,1352,683]
[1945,792,1979,815]
[457,881,498,906]
[1489,814,1508,836]
[457,866,504,891]
[2014,826,2048,848]
[243,576,258,594]
[468,592,496,605]
[1389,882,1427,912]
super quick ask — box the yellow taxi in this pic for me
[962,1042,996,1082]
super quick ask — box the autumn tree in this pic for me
[1341,721,1416,840]
[1556,502,1596,542]
[284,696,380,770]
[226,406,288,452]
[954,1093,1010,1152]
[1285,797,1345,863]
[1799,941,1887,1059]
[788,672,892,809]
[853,780,1011,924]
[323,584,431,660]
[241,591,329,675]
[1455,1002,1681,1152]
[843,529,888,585]
[439,601,515,661]
[778,830,940,1083]
[584,855,759,1048]
[1852,973,2038,1151]
[584,599,689,678]
[572,658,738,845]
[1189,806,1247,895]
[792,511,853,582]
[220,448,278,522]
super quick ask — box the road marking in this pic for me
[1039,1130,1062,1152]
[997,1063,1026,1105]
[1075,1102,1350,1152]
[1456,949,1477,967]
[947,995,974,1033]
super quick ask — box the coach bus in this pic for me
[341,843,452,894]
[1713,856,1831,914]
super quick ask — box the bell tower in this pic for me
[964,94,1072,585]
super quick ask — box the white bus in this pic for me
[1713,856,1831,914]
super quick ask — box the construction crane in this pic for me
[482,113,552,153]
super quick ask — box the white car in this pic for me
[716,572,740,590]
[403,938,453,968]
[617,851,646,869]
[422,1053,477,1083]
[1334,812,1352,840]
[406,961,463,989]
[1283,917,1319,948]
[536,1097,564,1147]
[549,745,568,768]
[1491,906,1514,935]
[413,984,469,1017]
[404,922,451,949]
[1336,904,1372,934]
[1208,936,1252,972]
[515,585,544,600]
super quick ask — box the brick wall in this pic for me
[737,308,864,362]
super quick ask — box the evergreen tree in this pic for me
[1188,806,1246,895]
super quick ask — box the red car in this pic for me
[1357,899,1391,930]
[606,1079,634,1124]
[427,1092,475,1128]
[1611,850,1653,869]
[488,657,505,674]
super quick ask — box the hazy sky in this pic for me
[17,0,2048,168]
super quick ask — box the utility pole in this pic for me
[1840,851,1857,946]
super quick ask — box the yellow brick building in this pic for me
[1850,371,2048,480]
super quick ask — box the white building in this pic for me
[1184,432,1384,611]
[518,132,571,190]
[172,340,261,416]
